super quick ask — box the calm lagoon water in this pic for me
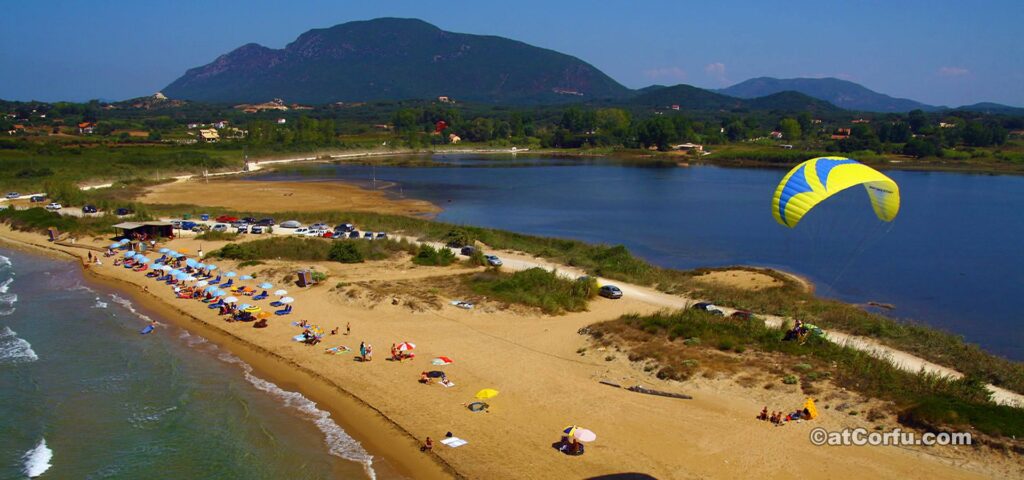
[254,155,1024,360]
[0,248,378,479]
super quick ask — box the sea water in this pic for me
[0,248,378,479]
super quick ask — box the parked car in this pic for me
[250,226,264,234]
[170,220,182,228]
[82,205,98,213]
[257,218,275,226]
[180,221,198,230]
[691,302,725,316]
[45,202,62,211]
[599,285,623,299]
[191,225,209,233]
[215,215,238,223]
[310,223,329,230]
[115,208,132,216]
[200,214,210,221]
[235,226,248,234]
[730,310,754,320]
[460,246,477,256]
[335,223,355,232]
[363,231,374,239]
[375,232,388,239]
[348,231,360,239]
[29,195,45,203]
[212,224,228,232]
[484,255,502,267]
[241,217,257,224]
[279,220,302,229]
[293,228,309,235]
[5,192,19,199]
[322,231,334,238]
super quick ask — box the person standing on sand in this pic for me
[391,343,398,361]
[346,322,351,335]
[359,342,366,361]
[366,344,373,361]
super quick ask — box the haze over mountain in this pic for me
[163,18,630,105]
[629,85,842,114]
[717,77,938,113]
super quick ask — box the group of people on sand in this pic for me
[390,343,414,362]
[757,405,812,425]
[359,341,374,361]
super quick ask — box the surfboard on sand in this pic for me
[140,325,155,335]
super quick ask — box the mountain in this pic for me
[953,102,1024,116]
[718,77,937,112]
[629,84,843,113]
[163,18,630,105]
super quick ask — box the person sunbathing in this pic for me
[758,407,768,421]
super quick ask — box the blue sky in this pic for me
[1,0,1022,106]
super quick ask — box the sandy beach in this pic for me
[140,179,440,217]
[2,224,1018,480]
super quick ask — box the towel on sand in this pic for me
[441,437,468,448]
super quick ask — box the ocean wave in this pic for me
[0,254,11,268]
[109,294,157,325]
[216,352,377,479]
[22,438,52,478]
[93,297,108,309]
[178,330,209,347]
[0,326,37,363]
[128,405,179,428]
[0,277,13,293]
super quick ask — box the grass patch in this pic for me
[411,244,457,266]
[211,236,413,263]
[466,268,597,314]
[592,309,1024,439]
[195,230,238,241]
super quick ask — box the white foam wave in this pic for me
[178,330,209,347]
[216,352,376,479]
[0,254,11,268]
[21,438,52,478]
[109,294,157,325]
[0,326,37,363]
[0,277,13,293]
[93,297,108,309]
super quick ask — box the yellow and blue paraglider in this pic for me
[772,156,900,228]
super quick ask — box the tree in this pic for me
[724,121,747,141]
[903,137,941,158]
[392,109,419,132]
[329,242,364,263]
[907,109,928,133]
[778,118,801,140]
[637,116,674,150]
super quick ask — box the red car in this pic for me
[215,215,239,223]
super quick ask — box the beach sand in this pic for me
[3,226,1018,480]
[139,179,440,217]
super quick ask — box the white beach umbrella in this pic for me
[279,297,294,304]
[274,289,288,296]
[196,280,209,287]
[223,296,239,303]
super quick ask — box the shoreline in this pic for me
[0,232,460,480]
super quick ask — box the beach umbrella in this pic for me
[244,305,261,313]
[274,289,288,296]
[397,342,416,351]
[207,265,218,271]
[225,271,237,278]
[426,370,446,378]
[562,425,579,436]
[169,268,182,275]
[119,238,130,244]
[474,389,499,400]
[152,262,164,269]
[195,263,206,270]
[185,258,198,267]
[279,297,295,304]
[160,265,173,272]
[158,247,170,253]
[109,243,121,249]
[223,296,239,303]
[136,257,150,264]
[258,282,273,289]
[124,251,136,258]
[237,303,251,310]
[240,275,253,280]
[204,285,218,292]
[175,272,189,280]
[196,280,209,287]
[573,428,597,443]
[431,356,454,366]
[184,275,196,282]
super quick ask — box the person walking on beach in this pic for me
[359,341,366,361]
[366,344,373,361]
[346,322,351,335]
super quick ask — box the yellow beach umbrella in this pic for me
[475,388,499,400]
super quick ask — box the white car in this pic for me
[5,192,20,199]
[45,202,62,211]
[212,224,228,232]
[306,229,326,237]
[294,228,309,235]
[310,223,329,230]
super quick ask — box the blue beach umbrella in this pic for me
[158,248,170,253]
[185,259,198,267]
[224,271,237,278]
[119,238,130,244]
[195,263,206,270]
[238,303,252,310]
[109,243,120,249]
[204,285,218,292]
[207,265,218,271]
[152,262,164,269]
[124,251,136,258]
[258,282,273,289]
[240,275,253,280]
[136,257,150,264]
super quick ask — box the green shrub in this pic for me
[782,375,799,385]
[412,244,456,266]
[328,242,364,263]
[467,268,595,314]
[195,230,238,241]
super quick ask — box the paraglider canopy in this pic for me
[772,156,900,228]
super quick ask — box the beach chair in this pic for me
[220,279,233,288]
[253,291,268,300]
[274,305,293,316]
[210,275,221,284]
[269,300,283,307]
[134,264,148,272]
[241,287,255,296]
[208,300,225,309]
